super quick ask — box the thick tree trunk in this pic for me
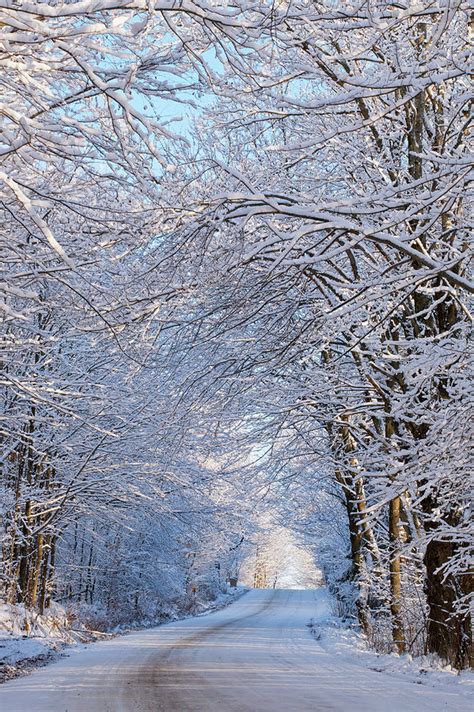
[335,468,372,636]
[328,414,380,637]
[424,538,473,668]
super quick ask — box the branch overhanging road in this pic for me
[0,589,469,711]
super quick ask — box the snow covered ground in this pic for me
[0,601,81,683]
[0,587,246,683]
[0,588,471,711]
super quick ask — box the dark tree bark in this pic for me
[424,537,473,668]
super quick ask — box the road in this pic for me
[0,589,470,711]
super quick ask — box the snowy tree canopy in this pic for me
[1,0,472,671]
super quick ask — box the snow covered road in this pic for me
[0,589,470,711]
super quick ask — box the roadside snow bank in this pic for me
[108,585,248,633]
[0,602,80,683]
[309,591,473,701]
[0,585,247,683]
[0,602,71,639]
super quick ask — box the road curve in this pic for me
[0,589,469,711]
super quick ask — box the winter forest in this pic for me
[1,0,473,685]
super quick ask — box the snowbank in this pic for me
[0,602,79,683]
[309,600,473,701]
[0,585,247,683]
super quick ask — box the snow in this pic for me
[0,628,83,686]
[0,588,471,711]
[0,602,69,639]
[0,603,74,683]
[0,587,246,683]
[308,605,474,700]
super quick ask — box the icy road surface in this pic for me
[0,588,470,711]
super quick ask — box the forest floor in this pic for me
[0,588,471,711]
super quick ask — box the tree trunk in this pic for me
[424,538,473,668]
[389,496,406,654]
[17,499,32,603]
[45,536,56,609]
[335,468,372,636]
[28,532,44,608]
[38,535,51,614]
